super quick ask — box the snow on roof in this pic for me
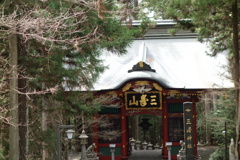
[92,38,233,91]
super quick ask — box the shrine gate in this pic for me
[93,61,204,160]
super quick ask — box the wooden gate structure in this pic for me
[93,61,204,160]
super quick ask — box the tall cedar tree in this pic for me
[0,0,143,159]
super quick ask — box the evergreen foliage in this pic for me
[197,90,236,159]
[140,0,239,57]
[0,0,144,159]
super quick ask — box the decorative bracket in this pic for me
[128,61,156,73]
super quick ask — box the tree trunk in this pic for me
[212,92,217,111]
[204,93,211,145]
[42,103,48,160]
[232,0,240,159]
[42,83,48,160]
[18,38,28,160]
[133,0,139,20]
[9,33,19,160]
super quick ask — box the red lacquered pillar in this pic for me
[121,105,128,160]
[162,100,168,159]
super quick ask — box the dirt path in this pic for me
[68,146,217,160]
[128,150,162,160]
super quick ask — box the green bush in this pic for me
[209,147,225,160]
[0,149,6,160]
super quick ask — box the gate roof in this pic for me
[92,38,232,91]
[64,20,233,91]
